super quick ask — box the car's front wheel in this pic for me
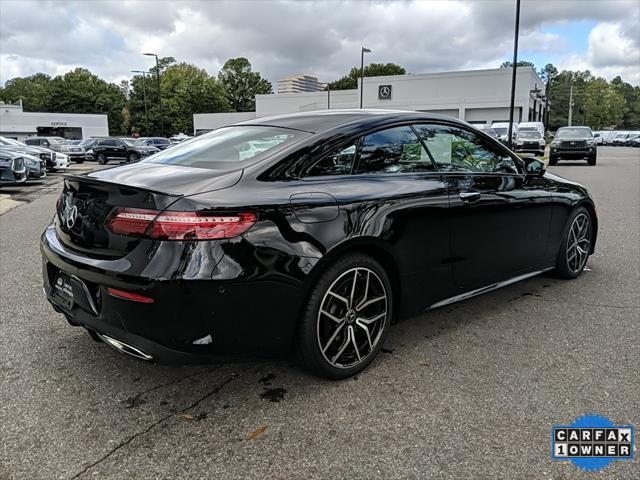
[554,206,592,279]
[97,153,108,165]
[74,159,84,164]
[588,154,597,166]
[128,152,139,163]
[297,253,393,379]
[549,154,558,166]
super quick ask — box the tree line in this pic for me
[0,57,272,136]
[502,61,640,130]
[1,57,638,136]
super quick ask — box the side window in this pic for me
[302,143,357,177]
[414,124,519,174]
[355,126,434,174]
[100,139,116,147]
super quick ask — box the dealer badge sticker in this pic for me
[552,414,635,471]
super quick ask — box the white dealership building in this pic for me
[0,101,109,141]
[194,66,547,133]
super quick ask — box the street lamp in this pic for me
[131,70,149,137]
[360,47,371,109]
[507,0,521,149]
[143,52,164,136]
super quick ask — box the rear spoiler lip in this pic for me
[62,173,184,197]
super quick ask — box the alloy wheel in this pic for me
[317,267,388,369]
[566,213,591,274]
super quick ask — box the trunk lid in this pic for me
[56,163,242,258]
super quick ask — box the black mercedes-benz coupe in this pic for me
[41,110,598,379]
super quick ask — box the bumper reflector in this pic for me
[106,287,155,304]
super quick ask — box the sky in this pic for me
[1,0,639,87]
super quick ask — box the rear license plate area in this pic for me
[51,271,75,311]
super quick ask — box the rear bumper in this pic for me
[40,223,308,363]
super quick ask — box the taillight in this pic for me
[105,208,256,240]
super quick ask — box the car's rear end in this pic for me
[41,125,312,363]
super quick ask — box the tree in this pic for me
[547,70,595,130]
[582,78,626,129]
[611,76,640,129]
[500,60,535,69]
[47,68,128,135]
[326,63,406,90]
[539,63,558,83]
[0,73,53,111]
[129,62,230,135]
[218,58,272,112]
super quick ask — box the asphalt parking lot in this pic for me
[1,147,639,479]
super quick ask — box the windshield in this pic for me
[122,138,144,147]
[556,128,592,139]
[144,126,308,170]
[79,139,97,147]
[518,131,541,139]
[47,137,66,144]
[493,128,508,135]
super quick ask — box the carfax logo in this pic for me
[552,414,635,472]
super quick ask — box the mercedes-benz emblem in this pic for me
[65,205,78,229]
[378,84,392,99]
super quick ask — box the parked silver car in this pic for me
[0,136,57,171]
[0,150,27,186]
[0,146,45,179]
[25,136,85,163]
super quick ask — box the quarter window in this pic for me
[355,126,434,174]
[413,124,519,174]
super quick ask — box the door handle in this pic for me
[459,191,481,203]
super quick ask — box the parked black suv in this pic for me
[138,137,171,150]
[87,138,160,165]
[549,127,597,166]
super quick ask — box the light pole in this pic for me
[507,0,521,150]
[131,70,149,137]
[360,47,371,109]
[143,52,163,136]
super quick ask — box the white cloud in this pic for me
[560,14,640,84]
[1,0,639,86]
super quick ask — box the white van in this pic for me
[518,122,545,137]
[491,122,518,144]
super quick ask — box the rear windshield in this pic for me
[143,126,308,170]
[556,127,592,139]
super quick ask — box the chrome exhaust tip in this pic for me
[99,334,153,361]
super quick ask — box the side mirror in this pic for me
[523,157,546,177]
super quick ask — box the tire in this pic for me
[128,152,139,163]
[296,253,393,379]
[74,159,84,164]
[97,153,108,165]
[553,206,592,279]
[548,155,558,166]
[587,154,596,166]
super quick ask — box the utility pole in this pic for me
[131,70,149,136]
[143,53,164,136]
[507,0,521,150]
[327,85,331,110]
[568,82,574,126]
[360,47,371,109]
